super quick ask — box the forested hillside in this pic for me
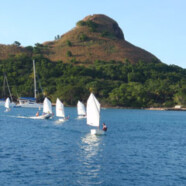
[0,54,186,108]
[0,14,185,108]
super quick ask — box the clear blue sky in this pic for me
[1,0,186,68]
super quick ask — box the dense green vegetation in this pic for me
[0,54,186,107]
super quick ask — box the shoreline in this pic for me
[145,107,186,111]
[55,104,186,111]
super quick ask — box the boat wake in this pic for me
[54,120,65,125]
[9,115,43,119]
[17,115,30,119]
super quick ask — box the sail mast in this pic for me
[4,75,13,102]
[3,73,13,102]
[2,74,6,98]
[33,60,37,99]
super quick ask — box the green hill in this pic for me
[0,44,32,60]
[0,14,186,108]
[0,54,186,108]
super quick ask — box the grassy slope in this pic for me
[0,44,31,60]
[0,14,160,64]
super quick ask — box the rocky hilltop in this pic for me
[0,14,160,64]
[43,14,160,64]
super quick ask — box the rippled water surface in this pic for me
[0,107,186,186]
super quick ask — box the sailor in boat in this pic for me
[36,111,39,117]
[65,115,70,120]
[42,111,49,116]
[102,123,107,131]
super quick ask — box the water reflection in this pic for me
[81,134,101,159]
[77,133,103,185]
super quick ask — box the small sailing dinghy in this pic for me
[56,98,68,122]
[5,97,11,112]
[0,74,16,107]
[86,93,105,135]
[77,100,86,119]
[30,97,53,119]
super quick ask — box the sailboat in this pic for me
[56,98,68,122]
[0,74,16,107]
[77,100,86,119]
[86,93,105,135]
[5,97,11,112]
[30,97,53,119]
[16,60,43,108]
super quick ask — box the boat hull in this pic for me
[16,103,43,108]
[5,108,10,112]
[77,115,86,119]
[91,129,105,135]
[58,118,68,122]
[30,113,53,120]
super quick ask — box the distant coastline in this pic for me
[46,103,186,111]
[101,106,186,111]
[50,103,186,111]
[146,107,186,111]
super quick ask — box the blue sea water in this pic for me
[0,107,186,186]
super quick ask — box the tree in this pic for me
[66,51,72,57]
[174,86,186,106]
[79,33,88,41]
[55,35,60,40]
[66,40,72,46]
[13,41,21,46]
[76,20,86,26]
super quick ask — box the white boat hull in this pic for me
[30,113,53,120]
[5,108,11,112]
[77,115,86,119]
[58,118,68,122]
[91,129,105,135]
[16,103,43,108]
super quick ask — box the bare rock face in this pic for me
[82,14,125,40]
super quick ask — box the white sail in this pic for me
[77,101,86,116]
[43,97,52,114]
[56,98,65,117]
[86,93,100,127]
[5,97,10,109]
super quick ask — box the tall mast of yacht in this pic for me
[4,73,13,102]
[33,60,37,99]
